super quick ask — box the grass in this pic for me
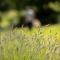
[0,24,60,60]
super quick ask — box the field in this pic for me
[0,24,60,60]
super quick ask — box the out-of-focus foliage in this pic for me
[48,2,60,12]
[48,1,60,23]
[0,10,20,29]
[1,0,60,10]
[0,0,60,29]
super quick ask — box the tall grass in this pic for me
[0,24,60,60]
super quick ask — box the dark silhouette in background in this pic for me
[37,9,57,25]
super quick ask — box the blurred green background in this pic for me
[0,0,60,29]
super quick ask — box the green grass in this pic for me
[0,24,60,60]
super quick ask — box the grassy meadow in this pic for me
[0,24,60,60]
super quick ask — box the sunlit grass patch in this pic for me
[0,24,60,60]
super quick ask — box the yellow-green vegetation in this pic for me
[48,2,60,12]
[0,10,20,29]
[0,24,60,60]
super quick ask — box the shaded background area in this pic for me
[0,0,60,29]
